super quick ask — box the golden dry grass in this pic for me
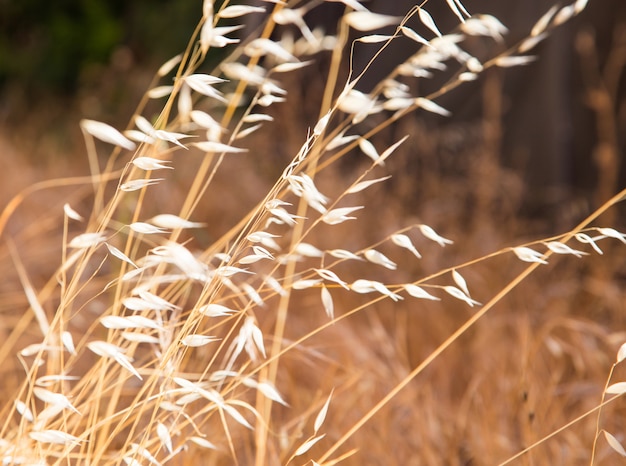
[1,1,626,465]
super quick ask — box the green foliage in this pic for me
[0,0,199,92]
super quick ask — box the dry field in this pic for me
[0,1,625,465]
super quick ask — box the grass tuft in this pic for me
[1,1,625,465]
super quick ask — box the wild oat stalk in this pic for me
[3,0,625,465]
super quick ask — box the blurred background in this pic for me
[0,0,624,230]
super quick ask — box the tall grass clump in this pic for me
[2,0,626,464]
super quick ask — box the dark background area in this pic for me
[343,0,626,227]
[0,0,624,228]
[0,0,199,92]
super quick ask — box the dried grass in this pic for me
[1,0,626,465]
